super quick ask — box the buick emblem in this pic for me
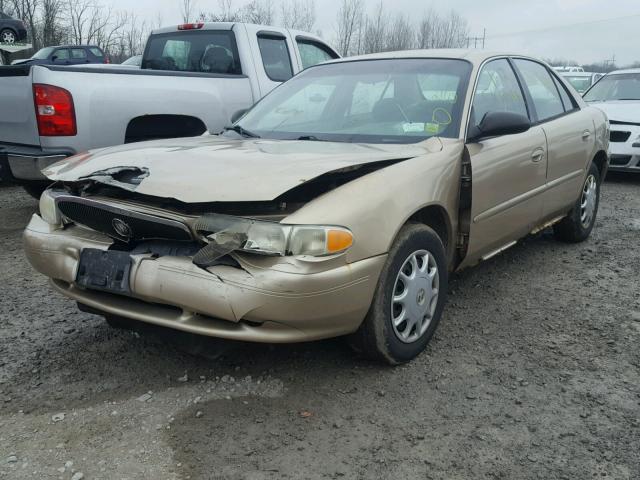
[112,218,133,240]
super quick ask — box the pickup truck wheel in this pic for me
[554,163,600,243]
[1,29,16,43]
[349,224,448,365]
[22,182,49,200]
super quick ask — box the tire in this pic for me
[349,224,448,365]
[0,29,16,43]
[22,182,49,200]
[553,162,601,243]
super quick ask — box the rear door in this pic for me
[466,58,548,261]
[69,48,89,65]
[512,58,594,219]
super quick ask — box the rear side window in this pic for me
[89,47,104,57]
[472,59,528,126]
[70,49,87,59]
[514,59,565,122]
[296,39,337,69]
[257,34,293,82]
[143,30,242,74]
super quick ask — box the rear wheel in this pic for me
[554,162,600,243]
[0,29,16,43]
[349,224,448,364]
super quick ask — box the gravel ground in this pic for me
[1,175,639,480]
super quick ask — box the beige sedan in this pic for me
[25,50,609,364]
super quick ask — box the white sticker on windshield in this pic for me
[402,123,425,133]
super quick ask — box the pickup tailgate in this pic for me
[0,65,40,146]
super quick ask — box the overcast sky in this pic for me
[110,0,640,65]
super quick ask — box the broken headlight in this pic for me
[39,189,64,226]
[194,214,353,257]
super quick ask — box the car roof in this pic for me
[45,45,102,49]
[320,49,541,67]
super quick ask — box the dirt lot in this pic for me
[0,176,639,480]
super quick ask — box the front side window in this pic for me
[258,35,293,82]
[472,59,527,126]
[234,58,472,144]
[143,31,242,74]
[584,73,640,102]
[297,39,337,69]
[514,59,565,122]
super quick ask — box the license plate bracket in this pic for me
[76,248,132,295]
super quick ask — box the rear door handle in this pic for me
[582,130,592,140]
[531,148,545,163]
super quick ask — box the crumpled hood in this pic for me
[43,135,441,203]
[590,100,640,124]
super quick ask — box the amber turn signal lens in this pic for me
[326,229,354,253]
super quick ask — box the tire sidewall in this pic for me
[575,163,601,238]
[372,225,448,363]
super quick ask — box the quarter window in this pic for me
[258,34,293,82]
[297,39,337,69]
[472,59,528,126]
[514,59,565,122]
[553,75,576,111]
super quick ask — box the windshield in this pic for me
[234,58,472,144]
[32,47,54,60]
[584,73,640,101]
[564,76,592,93]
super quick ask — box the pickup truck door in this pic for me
[465,58,547,263]
[242,24,299,98]
[511,58,595,220]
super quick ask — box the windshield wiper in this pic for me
[224,125,260,138]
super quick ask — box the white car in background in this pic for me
[561,71,603,94]
[584,68,640,172]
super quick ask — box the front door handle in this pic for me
[582,130,592,141]
[531,148,545,163]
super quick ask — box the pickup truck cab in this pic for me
[0,22,338,195]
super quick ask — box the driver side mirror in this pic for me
[470,111,531,142]
[230,108,249,124]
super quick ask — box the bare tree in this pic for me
[280,0,315,31]
[242,0,274,25]
[334,0,362,56]
[417,8,469,49]
[386,13,414,52]
[361,1,385,54]
[39,0,64,46]
[181,0,197,23]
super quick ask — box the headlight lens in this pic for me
[39,189,63,226]
[195,214,353,257]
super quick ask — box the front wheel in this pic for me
[554,163,601,243]
[349,224,448,364]
[0,29,16,43]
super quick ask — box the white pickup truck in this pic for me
[0,22,339,195]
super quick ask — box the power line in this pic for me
[486,13,640,40]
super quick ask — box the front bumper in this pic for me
[0,144,73,181]
[24,215,386,342]
[608,124,640,172]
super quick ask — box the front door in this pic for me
[466,58,548,262]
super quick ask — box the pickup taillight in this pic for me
[33,84,77,136]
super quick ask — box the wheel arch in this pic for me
[125,114,207,144]
[402,203,454,269]
[591,149,608,179]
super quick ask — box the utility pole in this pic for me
[466,29,486,49]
